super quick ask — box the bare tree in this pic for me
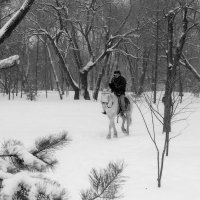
[162,1,200,155]
[135,92,189,187]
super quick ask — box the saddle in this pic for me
[118,96,130,115]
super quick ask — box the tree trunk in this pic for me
[153,0,159,103]
[0,1,2,28]
[122,45,137,94]
[49,68,54,91]
[70,24,91,100]
[104,54,114,88]
[163,8,188,156]
[49,37,80,99]
[44,38,48,98]
[8,69,11,100]
[178,66,183,102]
[60,69,65,95]
[163,12,175,157]
[93,53,110,100]
[35,36,39,94]
[46,43,63,100]
[89,69,94,91]
[80,72,90,100]
[163,12,174,136]
[137,49,149,95]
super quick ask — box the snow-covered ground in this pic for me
[0,91,200,200]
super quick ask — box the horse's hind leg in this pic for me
[126,114,132,135]
[126,118,130,135]
[107,121,112,139]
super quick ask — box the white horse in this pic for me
[101,89,133,139]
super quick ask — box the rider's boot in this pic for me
[120,111,125,117]
[102,111,106,114]
[119,95,126,117]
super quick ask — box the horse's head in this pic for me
[101,89,111,105]
[101,89,117,109]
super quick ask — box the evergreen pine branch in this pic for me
[29,131,71,170]
[0,132,70,172]
[81,161,125,200]
[0,140,25,173]
[1,140,23,155]
[0,140,50,172]
[35,177,68,200]
[9,173,68,200]
[31,131,70,156]
[0,134,70,199]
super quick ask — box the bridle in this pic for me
[101,101,113,108]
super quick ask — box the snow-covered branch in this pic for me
[0,131,70,172]
[28,27,79,92]
[113,5,133,36]
[0,0,35,44]
[80,26,141,74]
[0,171,67,200]
[0,55,20,70]
[1,143,48,171]
[180,54,200,81]
[0,132,70,199]
[80,51,107,73]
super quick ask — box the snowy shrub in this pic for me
[12,182,30,200]
[0,172,68,200]
[0,131,125,200]
[0,131,70,200]
[25,83,37,101]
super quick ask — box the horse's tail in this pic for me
[126,94,134,111]
[125,94,134,125]
[129,114,132,125]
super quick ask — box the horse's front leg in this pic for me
[112,119,118,138]
[107,120,112,139]
[121,115,127,134]
[107,118,117,139]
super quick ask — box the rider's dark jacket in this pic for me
[109,75,126,96]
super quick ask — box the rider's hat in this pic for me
[114,70,121,75]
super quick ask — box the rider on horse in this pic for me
[102,70,127,116]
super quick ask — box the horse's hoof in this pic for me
[114,134,118,138]
[107,135,111,139]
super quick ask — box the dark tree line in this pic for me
[1,0,200,101]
